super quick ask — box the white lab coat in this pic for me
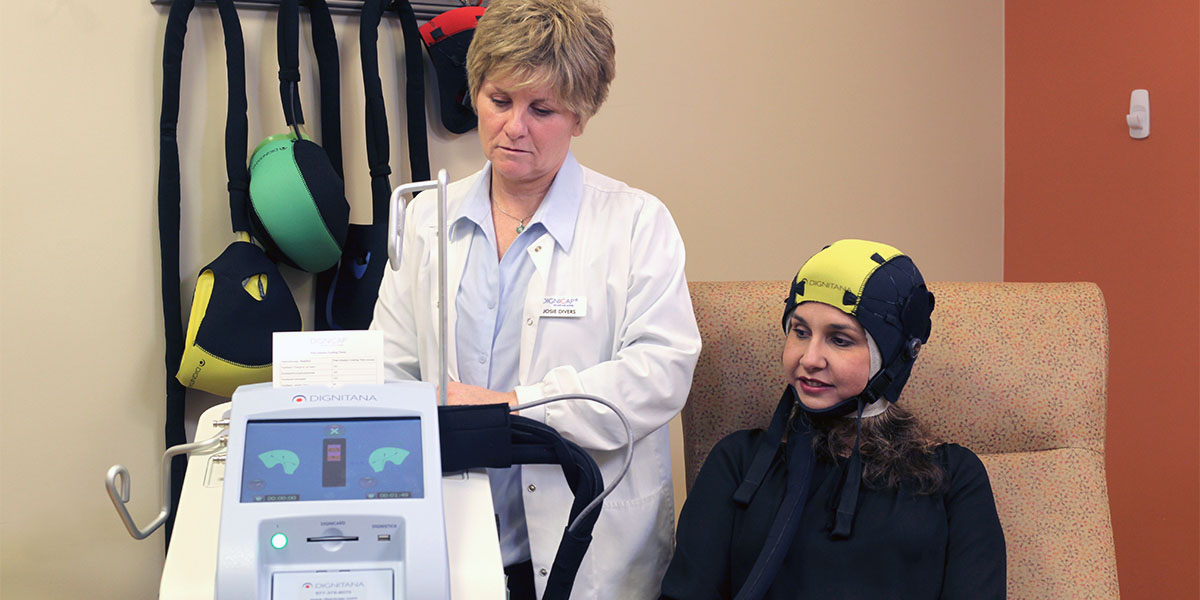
[370,163,701,599]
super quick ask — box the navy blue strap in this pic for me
[360,0,392,224]
[509,416,602,600]
[158,0,193,551]
[733,413,816,600]
[213,0,250,233]
[158,0,247,544]
[275,0,340,175]
[307,0,340,331]
[732,387,793,506]
[396,0,431,182]
[322,0,420,330]
[276,0,302,124]
[309,0,342,178]
[320,0,393,331]
[831,400,867,539]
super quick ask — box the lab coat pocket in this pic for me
[583,482,674,600]
[536,310,614,368]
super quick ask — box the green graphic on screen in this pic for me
[369,447,411,472]
[258,449,300,475]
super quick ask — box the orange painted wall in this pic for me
[1005,2,1200,597]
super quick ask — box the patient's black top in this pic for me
[661,430,1006,600]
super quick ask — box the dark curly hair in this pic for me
[806,404,945,495]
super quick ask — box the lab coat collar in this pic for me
[451,166,495,243]
[533,152,582,253]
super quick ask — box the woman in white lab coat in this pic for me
[369,1,701,598]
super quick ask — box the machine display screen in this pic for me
[240,417,424,503]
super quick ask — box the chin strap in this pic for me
[831,399,866,539]
[826,343,917,538]
[821,334,923,420]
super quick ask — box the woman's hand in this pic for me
[446,381,518,407]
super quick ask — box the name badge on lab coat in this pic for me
[541,296,587,317]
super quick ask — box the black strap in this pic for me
[276,0,343,174]
[396,0,431,181]
[361,0,392,226]
[837,335,921,414]
[309,0,343,178]
[733,392,872,599]
[215,0,250,234]
[277,0,302,123]
[158,0,247,545]
[318,0,394,331]
[321,0,422,330]
[831,400,867,539]
[732,387,793,506]
[731,387,816,600]
[509,416,603,600]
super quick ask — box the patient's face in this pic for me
[781,302,872,411]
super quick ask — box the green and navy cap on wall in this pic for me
[247,0,349,274]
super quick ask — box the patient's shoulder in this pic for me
[935,443,994,493]
[936,443,985,468]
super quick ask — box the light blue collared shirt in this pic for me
[453,153,582,566]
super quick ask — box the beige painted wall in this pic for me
[0,1,1001,597]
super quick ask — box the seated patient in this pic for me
[661,239,1005,600]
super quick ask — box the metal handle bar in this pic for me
[387,170,448,272]
[105,432,227,540]
[387,169,449,406]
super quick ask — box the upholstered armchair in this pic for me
[681,281,1120,598]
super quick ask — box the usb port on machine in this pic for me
[377,534,391,542]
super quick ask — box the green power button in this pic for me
[270,532,288,549]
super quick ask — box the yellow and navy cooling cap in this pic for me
[176,241,302,397]
[782,239,935,409]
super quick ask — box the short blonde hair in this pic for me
[466,0,616,120]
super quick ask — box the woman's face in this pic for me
[476,74,583,192]
[781,302,872,411]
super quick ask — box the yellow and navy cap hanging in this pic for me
[248,0,348,274]
[782,239,935,414]
[176,241,302,397]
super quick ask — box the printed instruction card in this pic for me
[273,330,385,387]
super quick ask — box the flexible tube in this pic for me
[510,393,634,533]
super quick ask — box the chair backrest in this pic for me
[682,280,1120,599]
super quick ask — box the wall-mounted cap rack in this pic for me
[149,0,483,20]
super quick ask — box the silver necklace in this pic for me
[494,202,533,234]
